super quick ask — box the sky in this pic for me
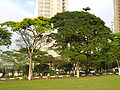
[0,0,113,27]
[0,0,114,50]
[69,0,114,27]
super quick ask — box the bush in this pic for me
[48,70,56,76]
[22,75,28,80]
[14,76,19,80]
[70,73,74,77]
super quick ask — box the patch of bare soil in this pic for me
[74,85,83,88]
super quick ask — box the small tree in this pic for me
[93,50,115,74]
[0,50,28,76]
[110,33,120,75]
[1,16,52,80]
[0,27,12,47]
[58,61,73,74]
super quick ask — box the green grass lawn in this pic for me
[0,75,120,90]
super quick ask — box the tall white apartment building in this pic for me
[114,0,120,33]
[37,0,68,18]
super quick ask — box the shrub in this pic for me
[14,77,19,80]
[48,70,56,76]
[22,75,28,80]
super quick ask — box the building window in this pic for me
[44,14,50,17]
[45,6,50,9]
[44,10,50,13]
[45,2,50,5]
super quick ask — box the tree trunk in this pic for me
[28,53,33,80]
[27,46,34,80]
[76,67,80,78]
[116,60,120,75]
[118,67,120,75]
[76,61,80,78]
[104,64,107,76]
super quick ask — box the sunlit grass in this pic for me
[0,75,120,90]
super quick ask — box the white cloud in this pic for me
[0,0,34,23]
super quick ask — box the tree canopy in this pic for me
[109,33,120,75]
[1,11,119,79]
[51,11,113,77]
[1,16,52,80]
[0,27,12,47]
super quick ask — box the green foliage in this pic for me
[109,32,120,69]
[34,64,49,76]
[0,27,12,46]
[110,33,120,58]
[0,12,116,77]
[51,11,112,70]
[58,61,73,73]
[0,16,53,80]
[0,50,29,75]
[1,16,52,32]
[1,16,52,50]
[22,75,28,80]
[34,49,47,55]
[48,69,56,76]
[14,76,19,80]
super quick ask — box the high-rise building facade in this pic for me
[114,0,120,33]
[37,0,68,18]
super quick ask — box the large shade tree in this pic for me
[1,16,52,80]
[51,11,112,77]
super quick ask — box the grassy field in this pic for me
[0,75,120,90]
